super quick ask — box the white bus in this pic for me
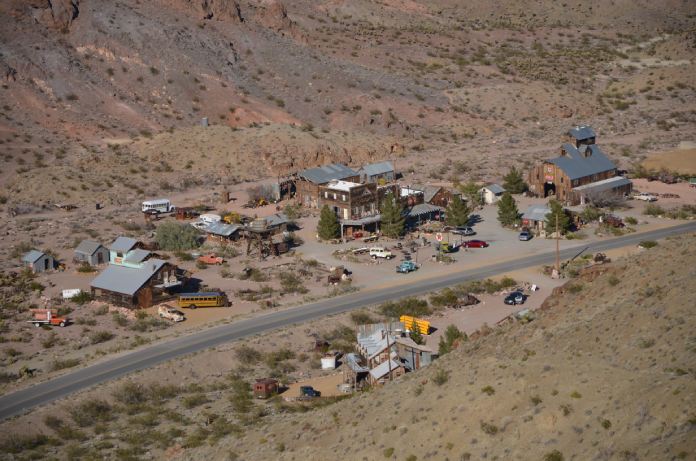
[141,199,175,214]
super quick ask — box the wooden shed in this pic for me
[22,250,53,273]
[253,378,279,399]
[74,240,110,266]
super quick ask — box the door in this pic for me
[97,252,104,264]
[44,258,49,271]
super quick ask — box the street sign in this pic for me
[435,232,443,242]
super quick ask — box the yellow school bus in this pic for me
[177,292,229,309]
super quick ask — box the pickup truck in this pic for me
[369,247,394,259]
[28,309,69,327]
[158,305,185,322]
[197,254,224,265]
[633,192,657,202]
[396,260,418,273]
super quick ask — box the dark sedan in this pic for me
[504,291,525,305]
[462,239,489,248]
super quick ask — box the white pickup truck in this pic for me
[369,247,394,260]
[633,192,657,202]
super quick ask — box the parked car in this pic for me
[518,230,532,241]
[158,305,185,322]
[299,385,321,399]
[396,260,419,273]
[369,247,394,259]
[452,226,476,236]
[504,291,525,305]
[633,192,657,202]
[462,239,489,248]
[198,254,224,265]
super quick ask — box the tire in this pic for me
[189,304,197,310]
[33,322,40,328]
[371,255,376,260]
[59,321,66,327]
[159,313,164,318]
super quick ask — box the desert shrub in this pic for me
[544,450,564,461]
[228,374,253,414]
[283,204,301,220]
[69,399,114,427]
[50,358,81,371]
[264,348,295,369]
[182,393,210,409]
[383,447,395,458]
[113,382,148,405]
[639,240,657,249]
[235,345,262,364]
[0,371,19,383]
[560,404,572,416]
[481,385,495,396]
[429,288,459,307]
[130,316,169,332]
[608,275,620,286]
[438,325,467,355]
[530,396,543,406]
[480,421,498,435]
[279,273,308,294]
[379,297,431,318]
[112,312,129,327]
[601,419,612,429]
[625,216,638,225]
[0,433,55,454]
[570,391,582,398]
[432,368,449,386]
[175,251,194,261]
[76,263,96,273]
[643,203,665,216]
[90,330,115,344]
[155,222,201,251]
[71,291,93,305]
[458,277,516,295]
[350,310,375,325]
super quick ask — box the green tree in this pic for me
[458,181,483,207]
[155,222,201,251]
[502,166,527,194]
[380,191,405,238]
[545,200,571,235]
[317,205,340,240]
[445,196,471,227]
[409,328,424,345]
[438,325,467,355]
[496,192,520,227]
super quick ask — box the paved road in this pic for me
[1,222,694,420]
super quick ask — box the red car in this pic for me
[462,239,489,248]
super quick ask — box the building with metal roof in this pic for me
[90,259,181,308]
[480,184,506,204]
[359,161,395,184]
[528,128,631,205]
[74,240,109,266]
[109,236,139,253]
[298,163,358,184]
[22,250,53,273]
[204,222,240,240]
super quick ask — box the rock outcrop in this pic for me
[30,0,79,31]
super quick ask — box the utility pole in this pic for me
[555,213,560,273]
[385,321,393,382]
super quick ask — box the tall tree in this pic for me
[438,325,467,355]
[458,181,483,208]
[545,200,571,235]
[445,196,471,227]
[380,191,405,238]
[496,192,520,227]
[317,205,340,240]
[503,166,527,194]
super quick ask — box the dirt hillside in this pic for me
[186,234,696,460]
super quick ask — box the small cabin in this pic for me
[253,378,279,399]
[22,250,54,273]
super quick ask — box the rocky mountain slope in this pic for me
[1,0,695,206]
[186,234,696,460]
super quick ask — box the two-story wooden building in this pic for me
[528,126,632,205]
[296,163,359,208]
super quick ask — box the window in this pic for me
[324,191,328,198]
[333,193,337,200]
[341,194,346,201]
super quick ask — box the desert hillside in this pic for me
[185,234,696,460]
[1,0,695,207]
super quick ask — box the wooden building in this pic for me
[253,378,279,399]
[528,126,632,205]
[296,163,359,208]
[90,259,182,308]
[74,240,110,266]
[359,161,395,184]
[22,250,53,273]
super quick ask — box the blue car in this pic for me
[519,230,532,241]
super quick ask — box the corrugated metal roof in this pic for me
[124,249,151,264]
[483,184,506,195]
[568,125,596,141]
[422,185,442,204]
[179,292,225,297]
[298,163,357,184]
[344,353,369,373]
[406,203,443,217]
[90,259,167,296]
[74,240,104,256]
[395,337,433,353]
[110,236,139,253]
[572,176,632,192]
[522,205,551,222]
[549,144,616,180]
[265,212,289,228]
[204,222,240,237]
[361,161,394,177]
[22,250,45,263]
[369,359,401,380]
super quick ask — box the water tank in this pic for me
[321,355,336,370]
